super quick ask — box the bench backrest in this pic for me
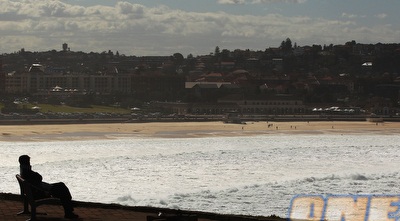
[16,174,37,204]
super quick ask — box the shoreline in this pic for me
[0,120,399,142]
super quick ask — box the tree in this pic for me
[214,46,220,57]
[220,49,231,61]
[345,40,356,46]
[173,53,184,63]
[172,53,184,69]
[280,38,293,53]
[285,38,292,50]
[280,41,285,49]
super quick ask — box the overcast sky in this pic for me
[0,0,399,56]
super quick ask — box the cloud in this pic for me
[375,13,387,19]
[0,0,397,56]
[341,13,357,19]
[217,0,307,4]
[341,13,367,19]
[217,0,246,4]
[253,0,307,3]
[116,2,145,18]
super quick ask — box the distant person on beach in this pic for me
[18,155,79,219]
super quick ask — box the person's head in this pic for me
[19,155,31,166]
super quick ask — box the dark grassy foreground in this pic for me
[0,193,286,221]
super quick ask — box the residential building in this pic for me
[5,64,185,99]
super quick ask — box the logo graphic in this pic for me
[288,194,400,221]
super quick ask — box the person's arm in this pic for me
[24,170,43,185]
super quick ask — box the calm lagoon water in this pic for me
[1,133,400,217]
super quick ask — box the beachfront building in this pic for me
[239,99,305,115]
[190,102,240,115]
[152,95,305,115]
[4,64,185,99]
[218,95,306,115]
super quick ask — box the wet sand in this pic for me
[0,121,398,141]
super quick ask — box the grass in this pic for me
[7,103,131,114]
[43,104,131,114]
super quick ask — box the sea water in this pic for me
[1,134,400,218]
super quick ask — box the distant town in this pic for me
[0,39,399,122]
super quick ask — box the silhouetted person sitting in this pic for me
[19,155,79,219]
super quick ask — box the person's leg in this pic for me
[50,182,78,218]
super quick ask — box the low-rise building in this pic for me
[4,64,185,100]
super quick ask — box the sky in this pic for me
[0,0,399,56]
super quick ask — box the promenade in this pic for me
[0,193,282,221]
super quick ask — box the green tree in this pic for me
[173,53,184,64]
[280,38,293,52]
[214,46,220,57]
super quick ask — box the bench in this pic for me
[16,174,61,221]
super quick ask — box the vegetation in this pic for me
[1,102,130,114]
[36,104,130,114]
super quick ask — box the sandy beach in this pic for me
[0,121,399,141]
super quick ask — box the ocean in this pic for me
[1,133,400,218]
